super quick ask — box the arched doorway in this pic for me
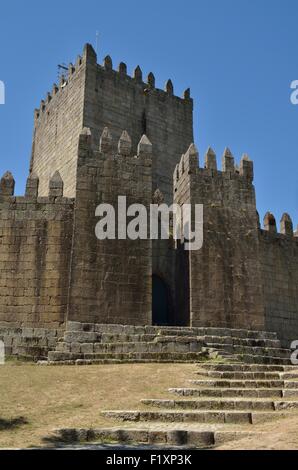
[152,275,172,325]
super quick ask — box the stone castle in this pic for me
[0,43,297,359]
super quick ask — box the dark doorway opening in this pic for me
[152,275,172,326]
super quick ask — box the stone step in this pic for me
[189,379,285,388]
[56,347,292,364]
[158,328,278,340]
[282,372,298,379]
[202,336,281,348]
[141,398,298,411]
[232,354,292,365]
[47,352,292,366]
[47,351,208,363]
[200,371,298,380]
[65,322,279,340]
[48,427,216,447]
[64,332,208,345]
[198,363,296,372]
[5,345,49,359]
[97,331,280,348]
[206,343,291,359]
[56,339,205,354]
[169,387,286,398]
[282,389,298,397]
[60,333,282,349]
[47,426,267,448]
[64,331,102,344]
[155,336,204,343]
[50,426,272,448]
[202,349,292,366]
[44,359,213,366]
[66,322,157,335]
[100,333,157,344]
[101,409,289,425]
[140,399,273,411]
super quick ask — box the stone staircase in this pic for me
[44,321,293,365]
[100,362,298,447]
[49,362,298,449]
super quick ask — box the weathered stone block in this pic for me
[80,343,94,354]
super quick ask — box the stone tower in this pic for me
[30,44,194,203]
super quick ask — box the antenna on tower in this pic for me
[57,63,68,82]
[96,31,99,55]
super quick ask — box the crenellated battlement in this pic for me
[0,171,74,208]
[34,49,85,123]
[0,126,152,210]
[174,144,254,187]
[259,211,298,241]
[77,126,153,165]
[98,47,191,102]
[34,44,191,124]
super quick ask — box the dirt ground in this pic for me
[215,414,298,450]
[0,362,194,448]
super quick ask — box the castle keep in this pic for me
[0,44,297,359]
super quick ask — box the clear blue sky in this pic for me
[0,0,297,228]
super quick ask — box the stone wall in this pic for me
[0,325,63,360]
[260,225,298,347]
[174,147,265,330]
[67,128,152,325]
[0,171,74,328]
